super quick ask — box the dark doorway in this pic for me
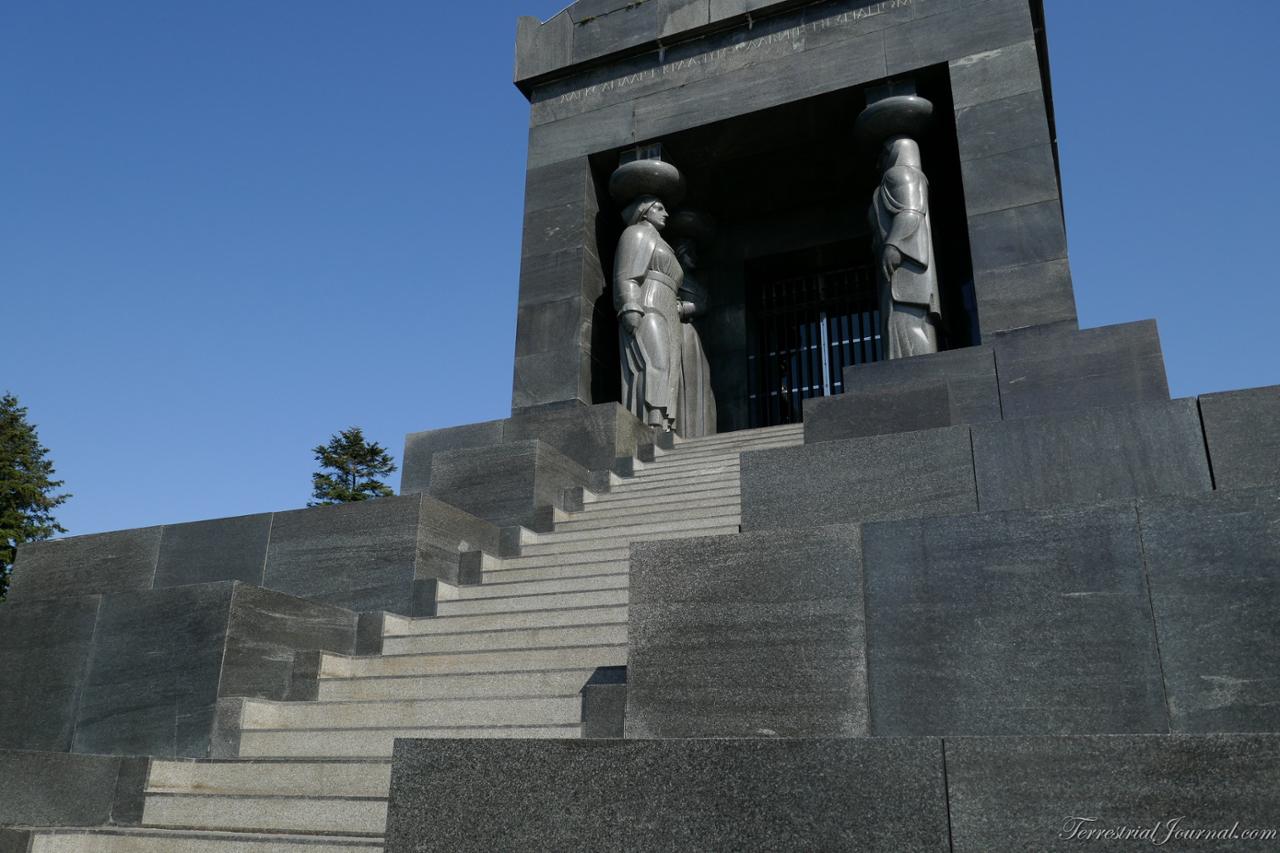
[746,241,881,427]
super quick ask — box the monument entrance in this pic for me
[746,244,881,427]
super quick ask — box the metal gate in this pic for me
[746,266,882,428]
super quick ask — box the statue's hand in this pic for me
[881,245,902,282]
[620,309,644,333]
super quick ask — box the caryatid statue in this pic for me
[855,92,942,359]
[668,210,717,438]
[609,158,688,432]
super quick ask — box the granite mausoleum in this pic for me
[3,1,1279,851]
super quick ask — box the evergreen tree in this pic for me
[310,427,397,505]
[1,393,70,601]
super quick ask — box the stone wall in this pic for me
[11,493,501,616]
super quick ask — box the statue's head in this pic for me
[622,195,668,230]
[881,136,922,170]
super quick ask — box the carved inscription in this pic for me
[545,0,913,107]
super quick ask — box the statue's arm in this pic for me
[678,277,706,321]
[881,168,930,268]
[613,226,653,320]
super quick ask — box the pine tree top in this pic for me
[1,392,71,600]
[309,426,397,506]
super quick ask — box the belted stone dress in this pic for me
[614,221,685,430]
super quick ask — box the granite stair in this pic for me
[21,424,803,851]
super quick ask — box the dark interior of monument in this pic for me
[588,63,975,432]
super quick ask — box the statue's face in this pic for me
[644,201,668,230]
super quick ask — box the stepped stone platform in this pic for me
[4,0,1280,848]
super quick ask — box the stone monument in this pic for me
[1,1,1278,851]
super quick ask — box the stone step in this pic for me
[582,483,739,506]
[516,525,739,556]
[453,571,628,599]
[142,792,387,837]
[560,497,740,528]
[435,587,629,615]
[491,549,632,569]
[318,667,599,701]
[670,422,798,440]
[625,462,741,485]
[641,437,803,468]
[601,471,741,495]
[478,560,630,583]
[526,513,740,544]
[382,621,626,655]
[385,604,627,633]
[146,759,392,798]
[319,643,627,678]
[22,827,383,853]
[236,723,581,759]
[237,695,581,730]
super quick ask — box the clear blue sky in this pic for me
[4,1,1278,537]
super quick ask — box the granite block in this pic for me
[974,257,1077,335]
[1139,488,1280,733]
[803,381,954,445]
[740,425,977,531]
[511,347,587,410]
[519,199,591,260]
[506,401,651,473]
[883,0,1033,75]
[514,296,591,358]
[521,156,593,216]
[1199,385,1280,490]
[842,344,1002,424]
[218,584,357,701]
[152,513,271,589]
[571,0,709,64]
[73,582,235,758]
[385,738,950,853]
[400,420,504,496]
[955,90,1052,161]
[960,143,1059,216]
[0,595,101,751]
[110,756,149,824]
[514,11,572,83]
[428,440,591,529]
[864,504,1168,736]
[948,38,1040,109]
[946,734,1280,852]
[0,751,147,827]
[633,30,887,140]
[967,198,1067,273]
[0,830,31,853]
[527,101,634,170]
[625,526,866,738]
[517,244,601,308]
[581,667,627,739]
[263,496,423,614]
[416,495,501,585]
[992,320,1169,420]
[973,400,1212,513]
[8,526,161,603]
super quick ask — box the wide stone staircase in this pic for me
[18,424,804,852]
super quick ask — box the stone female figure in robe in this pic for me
[869,136,942,359]
[613,195,685,431]
[670,211,717,437]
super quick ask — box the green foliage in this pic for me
[1,393,70,601]
[310,426,397,506]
